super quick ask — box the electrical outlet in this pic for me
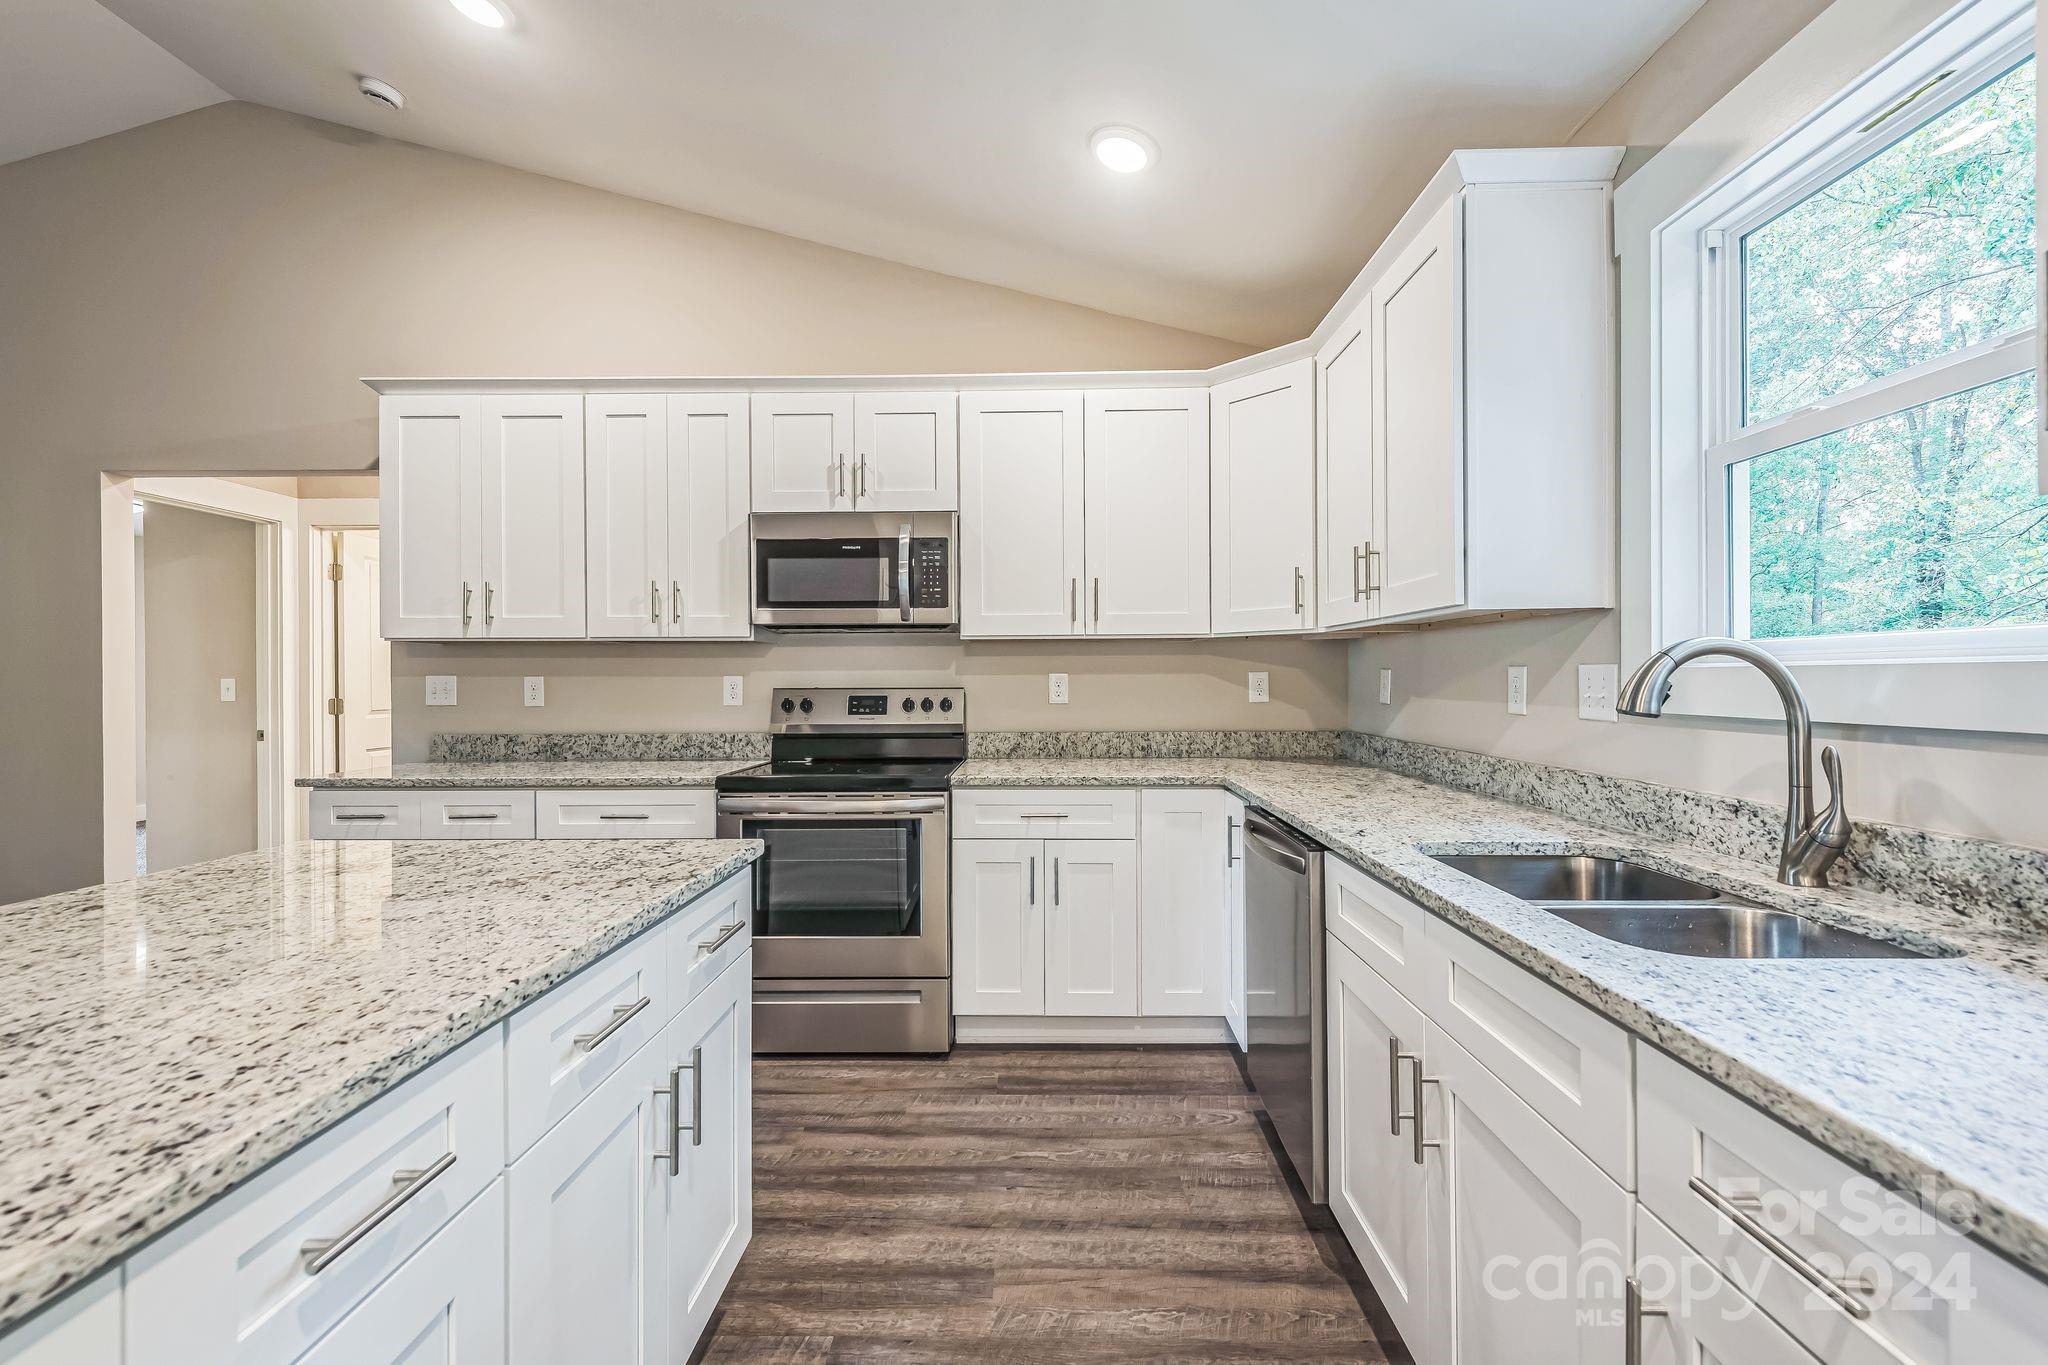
[1578,664,1618,722]
[218,678,237,702]
[1507,665,1528,716]
[425,675,457,707]
[1377,668,1393,705]
[1248,671,1270,703]
[523,676,545,708]
[1048,673,1070,705]
[722,676,744,707]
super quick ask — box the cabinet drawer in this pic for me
[666,869,753,1010]
[310,789,420,839]
[537,788,717,838]
[418,789,536,839]
[952,787,1138,839]
[1418,917,1632,1186]
[505,924,668,1160]
[1635,1206,1823,1365]
[126,1029,505,1365]
[1638,1045,2048,1365]
[1324,855,1436,1002]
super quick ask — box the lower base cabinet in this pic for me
[300,1181,507,1365]
[1633,1209,1821,1365]
[664,969,753,1352]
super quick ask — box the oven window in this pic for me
[750,819,921,937]
[758,540,898,608]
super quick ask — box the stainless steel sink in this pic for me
[1433,853,1930,960]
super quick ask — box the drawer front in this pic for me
[310,789,420,839]
[1635,1206,1824,1365]
[666,868,754,1010]
[1638,1045,2048,1365]
[1324,855,1435,1001]
[537,788,717,839]
[1418,917,1632,1186]
[952,787,1138,839]
[506,925,668,1160]
[418,789,536,839]
[126,1029,505,1365]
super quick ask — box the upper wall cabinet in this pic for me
[959,390,1087,637]
[1084,388,1209,637]
[383,394,586,640]
[750,392,852,512]
[1212,359,1315,634]
[1317,300,1376,629]
[586,394,752,640]
[751,391,958,512]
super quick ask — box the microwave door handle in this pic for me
[898,523,913,622]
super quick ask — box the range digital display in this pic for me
[845,694,888,716]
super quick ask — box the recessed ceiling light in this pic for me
[1091,126,1156,174]
[449,0,508,28]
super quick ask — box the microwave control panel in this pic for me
[911,538,950,607]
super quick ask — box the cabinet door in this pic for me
[958,390,1085,637]
[1044,838,1138,1017]
[1374,198,1465,620]
[1084,388,1210,635]
[1420,1022,1629,1365]
[507,1034,668,1365]
[1316,302,1377,628]
[951,839,1045,1015]
[1633,1209,1824,1365]
[1138,789,1229,1016]
[298,1180,507,1365]
[1224,796,1247,1050]
[853,391,958,511]
[668,393,753,638]
[1326,938,1433,1357]
[586,395,669,639]
[381,395,482,639]
[1211,360,1316,633]
[664,955,754,1356]
[751,392,852,511]
[480,395,586,638]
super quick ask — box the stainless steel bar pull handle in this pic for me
[1405,1054,1440,1165]
[334,812,387,822]
[300,1152,457,1273]
[444,812,498,821]
[1028,856,1037,905]
[671,581,681,625]
[1688,1177,1874,1318]
[1069,578,1078,626]
[653,1045,703,1173]
[598,812,650,821]
[1367,544,1382,597]
[574,995,651,1051]
[1389,1038,1411,1136]
[1293,566,1305,614]
[650,580,660,625]
[1226,816,1240,866]
[461,581,473,629]
[697,920,746,954]
[1624,1277,1669,1365]
[1092,577,1101,624]
[1351,546,1364,602]
[857,455,869,500]
[1052,857,1061,905]
[483,581,494,627]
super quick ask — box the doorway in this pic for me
[320,528,393,774]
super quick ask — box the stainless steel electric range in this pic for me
[715,687,964,1054]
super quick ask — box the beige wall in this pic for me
[0,101,1247,903]
[142,503,259,871]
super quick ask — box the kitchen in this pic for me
[4,0,2048,1362]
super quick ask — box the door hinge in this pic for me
[326,697,344,716]
[327,561,344,581]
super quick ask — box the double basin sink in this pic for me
[1432,855,1927,960]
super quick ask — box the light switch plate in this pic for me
[1578,664,1618,722]
[1048,673,1070,705]
[218,678,236,702]
[1507,665,1528,716]
[722,676,744,707]
[1377,669,1393,706]
[1248,671,1270,703]
[523,676,545,707]
[425,675,457,707]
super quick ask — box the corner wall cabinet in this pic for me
[1211,360,1316,634]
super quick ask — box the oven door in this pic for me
[717,794,950,979]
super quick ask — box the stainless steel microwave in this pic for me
[750,512,958,630]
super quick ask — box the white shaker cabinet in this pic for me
[751,392,854,511]
[958,390,1087,637]
[662,951,754,1354]
[381,395,482,639]
[1138,788,1230,1016]
[1317,300,1378,629]
[852,391,958,510]
[1211,360,1316,634]
[0,1274,118,1365]
[1043,837,1140,1017]
[297,1181,507,1365]
[1083,388,1209,636]
[951,839,1048,1015]
[1223,795,1247,1049]
[478,396,587,638]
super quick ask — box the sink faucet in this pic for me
[1617,637,1852,888]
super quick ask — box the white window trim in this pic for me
[1629,0,2048,737]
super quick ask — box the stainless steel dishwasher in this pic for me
[1241,809,1326,1204]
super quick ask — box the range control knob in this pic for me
[939,697,954,713]
[798,697,814,714]
[921,697,935,712]
[779,697,795,715]
[901,697,916,713]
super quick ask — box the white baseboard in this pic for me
[952,1015,1231,1044]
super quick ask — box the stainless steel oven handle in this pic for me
[1244,826,1309,874]
[716,795,947,816]
[898,523,913,622]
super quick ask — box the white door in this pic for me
[507,1033,668,1365]
[1317,302,1377,628]
[479,395,586,638]
[951,839,1046,1015]
[1326,938,1433,1356]
[1084,388,1210,635]
[853,391,958,511]
[1375,198,1465,620]
[750,392,852,511]
[1137,789,1229,1016]
[667,393,753,638]
[585,394,669,639]
[380,395,481,639]
[1223,795,1247,1049]
[663,961,753,1355]
[336,531,392,771]
[958,391,1085,637]
[1421,1022,1630,1365]
[1043,838,1138,1017]
[1211,360,1315,633]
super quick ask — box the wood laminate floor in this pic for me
[697,1046,1409,1364]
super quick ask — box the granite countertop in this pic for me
[298,759,760,789]
[0,837,761,1334]
[956,757,2048,1282]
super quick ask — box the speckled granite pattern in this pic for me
[428,731,769,762]
[955,756,2048,1280]
[0,837,760,1334]
[299,759,758,789]
[1342,732,2048,932]
[967,729,1343,759]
